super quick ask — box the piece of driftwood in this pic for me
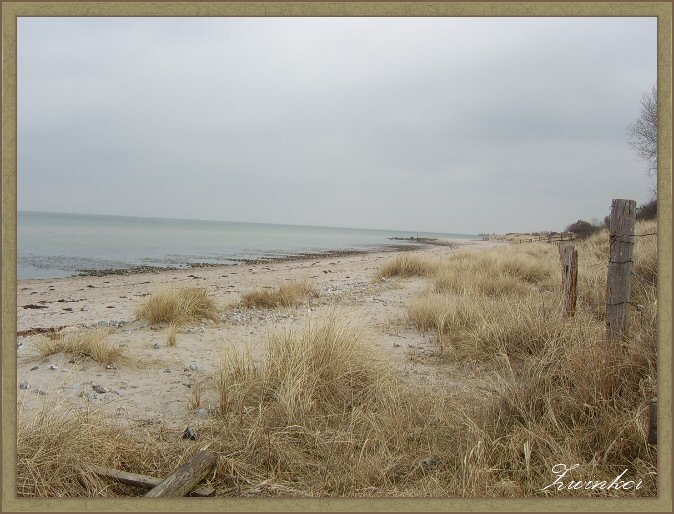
[144,450,218,497]
[92,465,215,497]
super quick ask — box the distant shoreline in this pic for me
[20,242,458,281]
[19,211,476,281]
[74,244,424,278]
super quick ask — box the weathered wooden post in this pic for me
[648,397,657,445]
[562,246,578,317]
[92,466,215,496]
[606,199,637,344]
[558,244,572,284]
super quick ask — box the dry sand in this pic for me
[17,240,497,428]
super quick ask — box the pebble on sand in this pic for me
[183,426,198,440]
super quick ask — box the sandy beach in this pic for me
[17,239,495,428]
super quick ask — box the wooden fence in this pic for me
[514,199,655,445]
[514,232,576,244]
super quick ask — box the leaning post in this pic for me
[144,450,217,497]
[606,199,637,344]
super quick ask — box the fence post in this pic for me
[562,246,578,317]
[606,199,637,344]
[558,244,572,284]
[648,397,657,445]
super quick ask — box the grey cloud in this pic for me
[18,16,656,234]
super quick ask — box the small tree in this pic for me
[636,198,657,221]
[566,219,600,239]
[628,86,658,182]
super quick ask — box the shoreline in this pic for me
[19,239,466,282]
[74,243,425,278]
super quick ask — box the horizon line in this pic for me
[18,209,480,238]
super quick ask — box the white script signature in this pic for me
[542,464,644,492]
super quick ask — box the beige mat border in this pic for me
[2,1,671,512]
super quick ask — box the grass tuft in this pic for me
[375,254,438,280]
[36,329,125,365]
[240,281,318,309]
[166,323,178,347]
[17,407,128,497]
[219,315,380,420]
[136,287,218,326]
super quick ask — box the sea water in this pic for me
[18,211,478,280]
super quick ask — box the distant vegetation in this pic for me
[488,198,657,243]
[565,219,601,239]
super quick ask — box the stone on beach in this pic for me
[183,426,198,440]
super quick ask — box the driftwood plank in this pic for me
[144,450,218,497]
[92,465,215,497]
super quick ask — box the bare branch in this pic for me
[628,85,658,179]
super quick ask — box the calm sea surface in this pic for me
[18,211,479,280]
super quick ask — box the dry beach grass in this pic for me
[16,225,657,497]
[36,328,125,365]
[239,281,318,309]
[135,287,218,326]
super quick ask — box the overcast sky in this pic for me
[18,17,657,234]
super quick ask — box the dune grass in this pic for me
[17,403,200,497]
[219,316,379,420]
[401,220,658,494]
[18,297,657,497]
[240,281,318,309]
[166,323,178,347]
[213,316,494,496]
[17,407,127,497]
[35,329,125,365]
[375,254,438,280]
[136,287,218,326]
